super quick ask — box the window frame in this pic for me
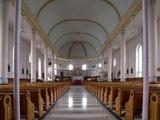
[135,44,142,77]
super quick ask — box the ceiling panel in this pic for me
[24,0,134,59]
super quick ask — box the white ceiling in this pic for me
[24,0,134,59]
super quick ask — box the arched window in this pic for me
[113,58,117,67]
[82,64,87,70]
[38,58,42,79]
[98,63,102,68]
[69,64,73,70]
[12,45,15,76]
[136,44,142,77]
[29,53,31,63]
[54,63,57,75]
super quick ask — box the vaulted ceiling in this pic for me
[24,0,134,59]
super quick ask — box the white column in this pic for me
[31,30,36,82]
[56,58,58,76]
[0,0,9,83]
[13,0,21,119]
[23,43,27,78]
[51,53,54,80]
[142,0,149,120]
[108,46,112,81]
[44,44,48,82]
[148,0,157,82]
[120,30,126,82]
[101,55,104,80]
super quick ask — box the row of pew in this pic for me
[85,81,160,120]
[0,82,70,120]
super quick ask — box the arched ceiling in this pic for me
[24,0,134,59]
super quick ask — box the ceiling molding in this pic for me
[57,57,98,61]
[101,0,121,19]
[60,56,97,60]
[80,42,88,57]
[98,0,142,56]
[80,41,98,53]
[68,43,75,57]
[54,32,102,46]
[48,19,108,38]
[59,41,98,54]
[36,0,121,20]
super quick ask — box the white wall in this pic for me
[36,49,44,79]
[110,19,160,78]
[157,19,160,76]
[111,33,143,78]
[112,49,120,79]
[19,38,30,79]
[126,33,143,78]
[7,27,45,79]
[8,27,14,78]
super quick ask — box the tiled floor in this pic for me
[44,86,117,120]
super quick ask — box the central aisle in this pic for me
[44,86,117,120]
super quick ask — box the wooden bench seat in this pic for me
[41,88,50,111]
[103,86,111,105]
[115,88,131,116]
[0,91,35,120]
[149,92,160,120]
[108,86,119,109]
[85,81,160,120]
[0,82,70,119]
[124,90,143,120]
[29,89,44,118]
[48,87,54,105]
[124,89,160,120]
[0,95,12,120]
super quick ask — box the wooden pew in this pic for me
[85,81,160,120]
[41,88,50,111]
[0,95,12,120]
[125,90,143,120]
[20,91,35,120]
[125,87,160,120]
[98,85,101,100]
[29,89,44,118]
[0,91,35,120]
[115,88,130,116]
[48,87,54,105]
[0,82,70,119]
[19,87,47,118]
[149,93,160,120]
[103,86,110,105]
[108,86,118,110]
[125,78,143,83]
[100,86,104,102]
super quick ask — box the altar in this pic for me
[72,76,83,85]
